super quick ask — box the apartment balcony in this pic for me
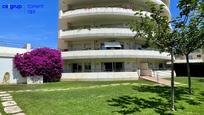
[62,50,170,60]
[175,59,204,64]
[59,7,153,23]
[62,0,170,9]
[59,7,170,23]
[59,28,136,40]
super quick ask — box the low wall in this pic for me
[0,57,26,84]
[0,57,16,84]
[61,72,139,81]
[152,70,176,78]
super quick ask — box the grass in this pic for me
[0,77,203,115]
[0,80,152,91]
[0,102,5,115]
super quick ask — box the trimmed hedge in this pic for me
[14,48,64,82]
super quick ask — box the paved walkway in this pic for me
[8,83,145,93]
[0,91,25,115]
[4,81,186,94]
[140,76,185,86]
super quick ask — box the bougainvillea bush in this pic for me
[14,48,64,82]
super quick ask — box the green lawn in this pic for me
[0,78,204,115]
[0,80,152,91]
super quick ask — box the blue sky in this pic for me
[0,0,179,48]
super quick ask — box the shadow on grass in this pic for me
[198,79,204,82]
[107,85,203,115]
[198,91,204,102]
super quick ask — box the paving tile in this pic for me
[1,98,13,101]
[110,84,121,86]
[13,113,26,115]
[1,96,12,99]
[121,83,131,85]
[0,91,7,94]
[4,106,22,114]
[0,94,10,97]
[8,91,14,93]
[2,101,17,107]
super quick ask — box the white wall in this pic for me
[0,57,27,84]
[61,72,139,81]
[0,57,17,84]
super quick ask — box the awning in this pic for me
[104,42,121,48]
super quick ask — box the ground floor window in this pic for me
[103,62,124,72]
[72,64,82,72]
[84,63,92,72]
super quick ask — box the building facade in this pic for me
[174,49,204,77]
[175,49,204,64]
[58,0,171,81]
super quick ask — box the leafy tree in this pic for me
[129,2,180,110]
[14,48,64,82]
[174,0,204,94]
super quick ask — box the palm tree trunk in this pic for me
[170,50,175,111]
[185,54,192,94]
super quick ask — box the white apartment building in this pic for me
[58,0,171,81]
[175,49,204,63]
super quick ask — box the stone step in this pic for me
[0,91,7,94]
[4,106,22,114]
[0,94,10,97]
[1,98,13,101]
[1,96,13,99]
[13,113,26,115]
[2,101,17,107]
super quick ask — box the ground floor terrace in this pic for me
[62,58,172,81]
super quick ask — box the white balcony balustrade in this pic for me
[59,28,137,40]
[59,7,153,20]
[62,50,171,60]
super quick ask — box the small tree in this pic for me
[174,0,204,94]
[129,2,180,110]
[14,48,64,82]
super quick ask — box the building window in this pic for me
[114,62,124,72]
[84,63,92,72]
[84,43,92,50]
[197,55,201,58]
[72,64,82,72]
[100,42,123,50]
[103,62,124,72]
[159,63,167,70]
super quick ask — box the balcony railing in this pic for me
[59,7,152,19]
[62,50,171,60]
[64,24,129,31]
[62,0,170,12]
[59,28,136,40]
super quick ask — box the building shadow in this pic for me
[107,85,203,115]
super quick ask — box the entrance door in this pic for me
[140,63,152,76]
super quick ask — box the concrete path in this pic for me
[6,82,158,94]
[140,76,185,86]
[4,80,185,94]
[0,91,25,115]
